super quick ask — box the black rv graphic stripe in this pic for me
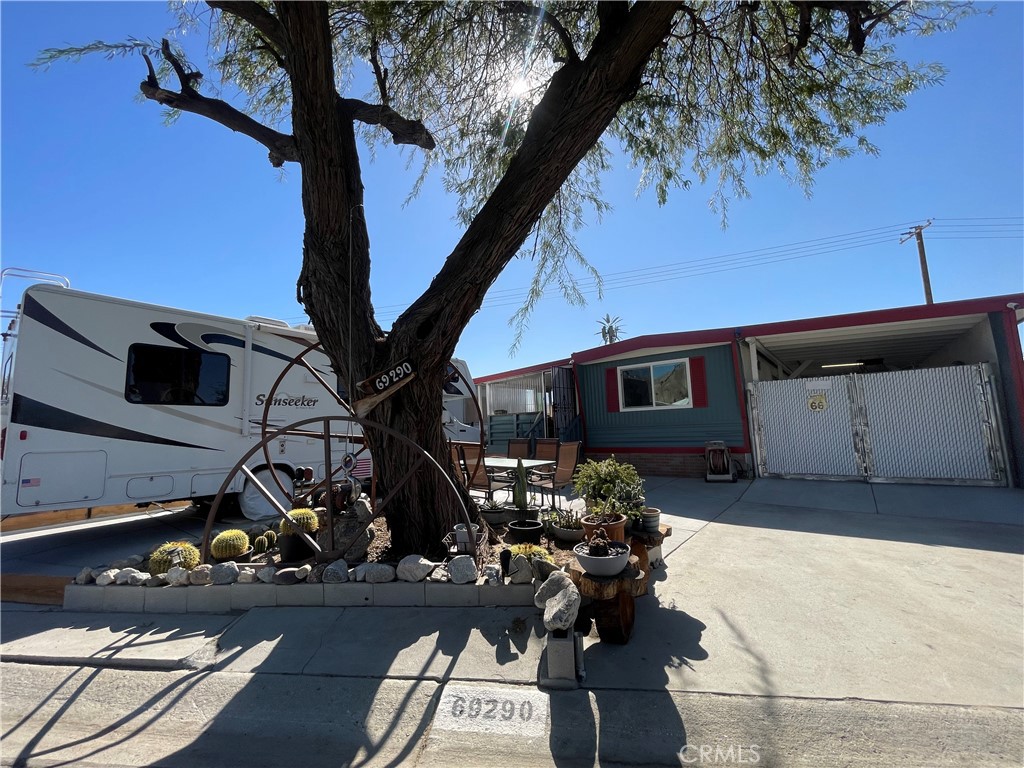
[23,294,121,361]
[201,333,297,364]
[10,394,219,451]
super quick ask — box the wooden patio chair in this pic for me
[460,443,513,503]
[529,440,580,508]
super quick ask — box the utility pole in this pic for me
[900,220,934,304]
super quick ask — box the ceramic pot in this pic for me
[550,524,585,544]
[507,519,544,545]
[642,507,661,533]
[213,546,253,564]
[572,540,631,576]
[278,533,315,563]
[581,513,627,542]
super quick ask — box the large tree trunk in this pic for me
[276,1,679,558]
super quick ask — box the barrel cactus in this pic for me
[210,529,250,560]
[263,529,278,547]
[280,507,319,536]
[252,535,269,556]
[149,541,201,574]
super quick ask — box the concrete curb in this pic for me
[64,580,537,614]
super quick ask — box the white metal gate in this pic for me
[751,364,1008,486]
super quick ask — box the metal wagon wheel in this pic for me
[200,413,475,563]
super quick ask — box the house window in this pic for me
[125,344,230,406]
[619,359,692,410]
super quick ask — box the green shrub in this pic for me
[280,507,319,535]
[210,529,250,560]
[149,541,201,573]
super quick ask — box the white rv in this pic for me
[0,284,480,519]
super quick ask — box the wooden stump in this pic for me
[568,557,646,645]
[593,590,635,644]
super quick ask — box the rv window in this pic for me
[125,344,230,406]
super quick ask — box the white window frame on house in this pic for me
[618,358,693,411]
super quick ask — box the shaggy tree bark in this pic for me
[269,1,681,556]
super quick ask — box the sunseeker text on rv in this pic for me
[255,394,320,408]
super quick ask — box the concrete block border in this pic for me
[64,579,537,614]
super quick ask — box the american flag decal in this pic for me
[21,478,41,487]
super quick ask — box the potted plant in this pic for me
[573,456,645,542]
[209,529,252,563]
[478,498,509,526]
[278,507,320,562]
[505,458,541,521]
[573,527,631,577]
[545,506,585,543]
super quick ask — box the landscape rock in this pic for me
[126,554,146,567]
[543,582,581,632]
[95,569,119,587]
[273,568,300,586]
[166,566,191,587]
[114,568,141,585]
[322,560,349,583]
[360,563,396,584]
[534,571,574,609]
[211,562,240,585]
[74,567,95,585]
[321,510,376,562]
[257,567,277,584]
[507,555,534,584]
[447,555,478,585]
[397,555,435,583]
[127,571,151,586]
[145,575,168,587]
[189,564,213,585]
[237,567,258,584]
[428,565,450,583]
[90,567,110,580]
[532,559,560,582]
[482,564,502,586]
[307,563,328,584]
[295,564,312,582]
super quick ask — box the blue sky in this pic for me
[2,2,1022,381]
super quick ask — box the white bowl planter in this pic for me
[572,541,630,577]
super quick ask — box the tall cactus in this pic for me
[512,458,528,512]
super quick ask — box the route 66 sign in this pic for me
[807,393,828,412]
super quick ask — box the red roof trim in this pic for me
[571,293,1024,365]
[474,358,571,384]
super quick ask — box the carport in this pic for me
[740,295,1024,487]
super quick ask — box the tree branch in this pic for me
[140,39,297,166]
[498,1,581,64]
[340,99,436,149]
[206,0,287,57]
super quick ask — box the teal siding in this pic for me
[579,344,745,448]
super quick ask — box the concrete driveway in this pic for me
[588,477,1024,709]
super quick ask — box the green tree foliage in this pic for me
[38,1,971,556]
